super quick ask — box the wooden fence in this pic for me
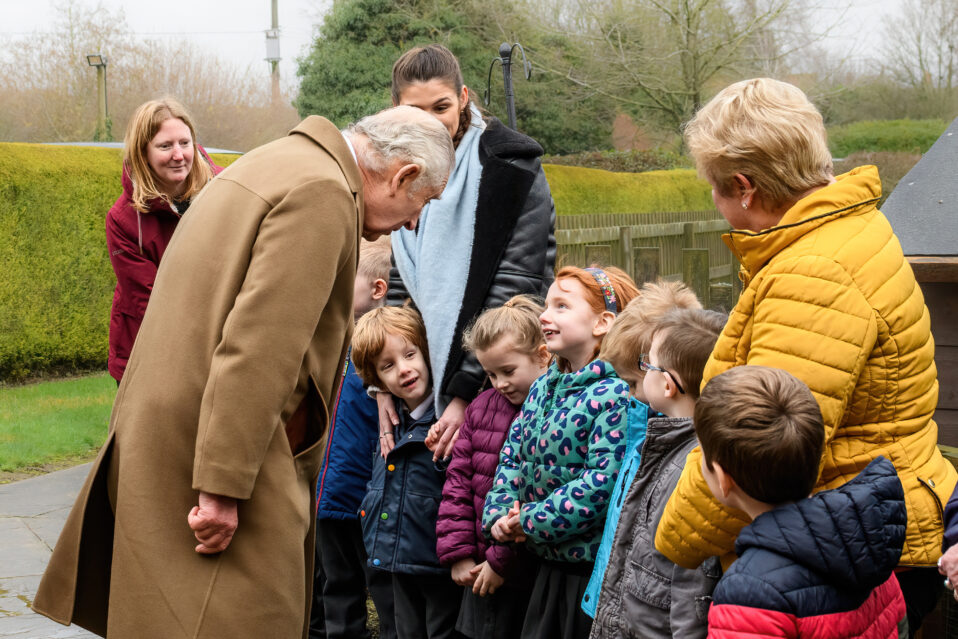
[555,210,742,310]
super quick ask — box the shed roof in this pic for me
[882,116,958,256]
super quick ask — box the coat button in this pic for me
[929,479,936,488]
[584,594,590,602]
[373,558,381,566]
[360,510,365,517]
[381,512,389,520]
[387,464,395,471]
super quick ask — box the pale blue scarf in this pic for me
[392,105,486,414]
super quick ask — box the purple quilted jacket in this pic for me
[437,388,520,577]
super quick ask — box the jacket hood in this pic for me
[546,359,619,398]
[724,165,883,278]
[735,456,905,590]
[480,117,544,160]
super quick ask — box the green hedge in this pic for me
[0,144,236,382]
[542,148,692,173]
[827,119,947,157]
[0,143,707,381]
[543,165,713,215]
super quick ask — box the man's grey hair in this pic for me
[344,105,454,196]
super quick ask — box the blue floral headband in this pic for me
[586,267,618,314]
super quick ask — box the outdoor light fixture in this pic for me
[85,53,110,141]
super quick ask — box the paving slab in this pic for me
[0,465,96,638]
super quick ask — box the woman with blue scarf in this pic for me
[378,44,556,465]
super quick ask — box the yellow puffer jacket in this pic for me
[655,166,956,569]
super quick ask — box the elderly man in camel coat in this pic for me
[32,106,454,638]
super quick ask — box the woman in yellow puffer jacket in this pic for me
[653,78,956,635]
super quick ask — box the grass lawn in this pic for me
[0,372,115,480]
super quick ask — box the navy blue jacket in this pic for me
[359,399,446,576]
[944,482,958,552]
[708,457,907,637]
[315,355,379,520]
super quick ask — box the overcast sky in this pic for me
[0,0,903,91]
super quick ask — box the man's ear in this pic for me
[592,310,616,338]
[371,278,388,301]
[390,163,421,194]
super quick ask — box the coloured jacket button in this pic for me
[360,510,365,517]
[372,558,381,566]
[381,512,388,520]
[387,464,395,471]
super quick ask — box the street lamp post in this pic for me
[86,54,109,141]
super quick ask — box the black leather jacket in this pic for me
[388,117,556,406]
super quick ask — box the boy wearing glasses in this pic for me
[589,308,726,639]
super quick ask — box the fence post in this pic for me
[618,226,633,280]
[585,244,612,267]
[683,248,710,307]
[710,282,734,312]
[683,222,695,249]
[634,247,660,284]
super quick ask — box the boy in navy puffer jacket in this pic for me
[310,239,394,639]
[696,366,907,638]
[352,305,462,639]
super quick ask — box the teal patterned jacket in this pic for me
[482,359,630,563]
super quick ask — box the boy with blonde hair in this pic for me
[590,308,726,639]
[311,238,394,639]
[352,305,461,638]
[582,280,701,617]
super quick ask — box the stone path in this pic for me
[0,465,95,638]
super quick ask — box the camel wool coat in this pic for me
[33,116,363,638]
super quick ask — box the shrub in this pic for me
[0,144,236,382]
[542,148,692,173]
[827,119,947,158]
[833,151,921,207]
[543,165,713,215]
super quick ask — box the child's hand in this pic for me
[470,561,504,597]
[451,557,478,587]
[491,501,526,543]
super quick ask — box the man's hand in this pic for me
[188,491,238,554]
[376,391,399,458]
[490,501,526,544]
[426,397,467,461]
[470,561,504,597]
[451,557,478,587]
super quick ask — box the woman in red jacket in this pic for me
[106,98,221,382]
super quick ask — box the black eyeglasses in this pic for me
[638,354,685,394]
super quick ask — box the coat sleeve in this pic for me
[944,484,958,551]
[443,163,556,402]
[656,255,876,568]
[437,408,481,565]
[518,392,628,545]
[192,178,356,499]
[105,207,157,321]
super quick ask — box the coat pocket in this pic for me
[399,492,443,569]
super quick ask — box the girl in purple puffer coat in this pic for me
[436,296,551,639]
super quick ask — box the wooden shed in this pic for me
[882,117,958,449]
[882,117,958,638]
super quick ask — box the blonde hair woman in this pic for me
[106,98,221,381]
[654,77,955,636]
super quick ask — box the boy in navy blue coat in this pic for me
[695,366,907,638]
[351,305,461,639]
[310,239,395,639]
